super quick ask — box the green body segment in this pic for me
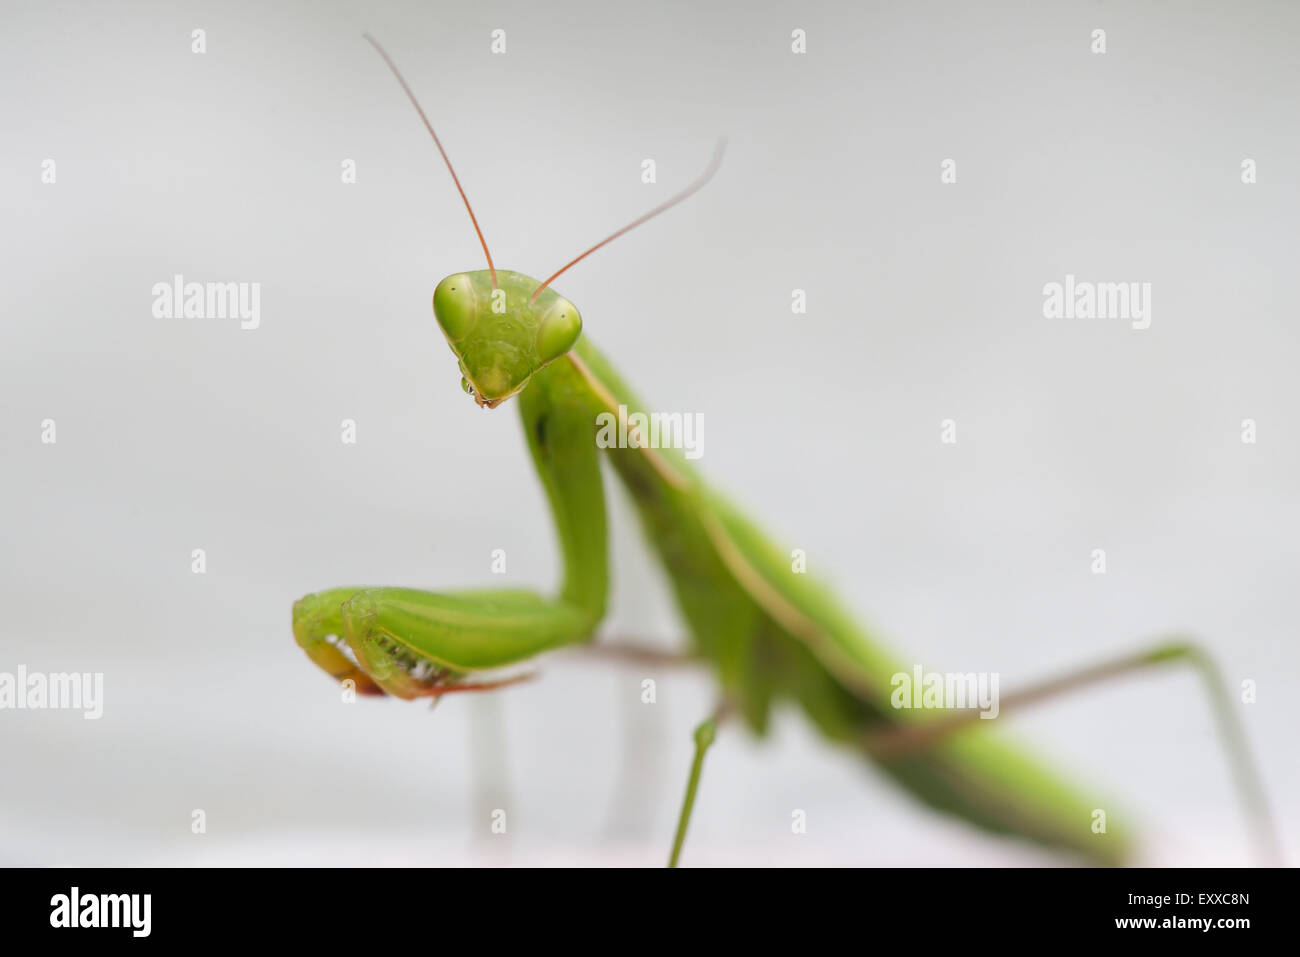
[294,270,1126,864]
[565,337,1127,864]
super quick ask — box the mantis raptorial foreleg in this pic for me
[293,587,385,696]
[294,585,580,697]
[293,347,614,696]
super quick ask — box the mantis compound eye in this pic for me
[536,297,582,363]
[433,273,477,341]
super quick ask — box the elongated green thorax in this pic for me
[432,269,582,408]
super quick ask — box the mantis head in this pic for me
[433,270,581,408]
[364,33,723,410]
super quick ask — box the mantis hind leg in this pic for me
[865,639,1280,865]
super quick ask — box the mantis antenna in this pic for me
[363,33,499,289]
[531,138,728,302]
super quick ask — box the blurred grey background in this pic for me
[1,0,1297,866]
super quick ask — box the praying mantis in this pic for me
[291,35,1278,867]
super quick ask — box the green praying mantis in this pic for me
[291,35,1278,867]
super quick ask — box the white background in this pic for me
[2,0,1297,866]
